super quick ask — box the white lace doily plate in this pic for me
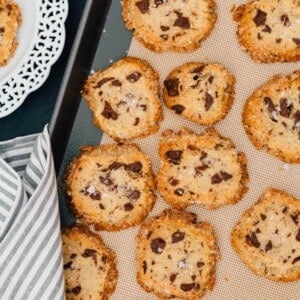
[0,0,68,118]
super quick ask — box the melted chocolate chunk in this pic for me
[260,214,266,221]
[169,177,179,186]
[180,283,195,292]
[72,286,81,295]
[294,110,300,126]
[205,93,214,111]
[282,207,288,213]
[246,232,260,248]
[99,203,105,210]
[170,273,177,283]
[111,79,122,86]
[94,77,114,88]
[82,249,97,258]
[292,38,300,45]
[135,0,149,14]
[264,97,276,113]
[71,253,77,259]
[160,25,170,31]
[279,98,292,117]
[208,76,214,84]
[265,240,273,252]
[211,173,222,184]
[296,229,300,242]
[262,25,271,33]
[191,66,205,74]
[90,192,101,201]
[0,27,4,33]
[292,256,300,264]
[151,238,166,254]
[124,202,134,211]
[164,78,179,97]
[291,213,299,225]
[140,104,147,111]
[143,260,147,273]
[276,38,282,44]
[174,16,190,29]
[281,14,290,26]
[195,164,209,175]
[160,34,169,40]
[166,150,182,165]
[197,261,205,268]
[154,0,163,7]
[63,261,73,269]
[127,72,142,83]
[128,189,141,200]
[220,171,233,181]
[171,104,185,114]
[174,188,184,196]
[109,162,123,170]
[200,151,208,160]
[99,176,113,186]
[126,161,143,173]
[253,9,267,27]
[171,231,185,243]
[102,101,118,120]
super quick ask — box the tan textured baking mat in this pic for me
[99,1,300,299]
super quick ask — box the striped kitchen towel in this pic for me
[0,126,64,299]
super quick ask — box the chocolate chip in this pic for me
[220,171,233,181]
[127,72,142,83]
[174,188,184,196]
[0,27,4,33]
[111,79,122,86]
[279,98,292,117]
[197,261,205,268]
[100,176,113,186]
[63,261,72,269]
[245,232,261,248]
[200,151,208,160]
[265,240,273,252]
[253,9,267,27]
[191,66,205,74]
[160,25,170,31]
[180,283,195,292]
[174,16,190,29]
[264,97,276,113]
[291,213,298,225]
[205,93,214,111]
[260,214,266,220]
[99,203,105,210]
[102,255,107,263]
[126,161,142,173]
[94,77,114,88]
[151,238,166,254]
[135,0,149,13]
[211,173,222,184]
[143,260,147,273]
[140,104,147,111]
[257,33,262,40]
[102,101,118,120]
[171,231,185,243]
[282,207,288,213]
[170,273,177,283]
[195,164,209,175]
[208,76,214,84]
[281,14,290,26]
[160,34,169,40]
[294,110,300,126]
[276,38,282,44]
[191,275,196,280]
[168,177,179,186]
[109,162,123,170]
[124,202,134,211]
[296,229,300,241]
[82,249,97,257]
[71,253,77,259]
[292,38,300,46]
[90,192,101,200]
[262,25,271,33]
[128,189,141,201]
[164,78,179,97]
[72,286,81,295]
[171,104,185,114]
[166,150,182,165]
[256,228,261,233]
[292,256,300,264]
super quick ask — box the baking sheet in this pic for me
[95,1,300,299]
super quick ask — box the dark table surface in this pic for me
[0,0,86,141]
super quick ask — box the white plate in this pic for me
[0,0,68,118]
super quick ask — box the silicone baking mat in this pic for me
[85,1,300,299]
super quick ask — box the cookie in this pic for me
[243,71,300,163]
[232,0,300,63]
[63,144,156,231]
[62,226,117,299]
[0,0,22,66]
[163,62,235,125]
[157,127,249,210]
[122,0,217,53]
[83,57,163,141]
[136,209,220,299]
[231,188,300,282]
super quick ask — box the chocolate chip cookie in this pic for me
[62,226,117,299]
[163,62,235,125]
[157,127,249,210]
[122,0,217,52]
[0,0,22,66]
[83,57,163,141]
[243,71,300,163]
[63,144,156,231]
[232,0,300,63]
[136,209,220,299]
[231,188,300,282]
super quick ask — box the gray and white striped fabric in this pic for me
[0,126,64,299]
